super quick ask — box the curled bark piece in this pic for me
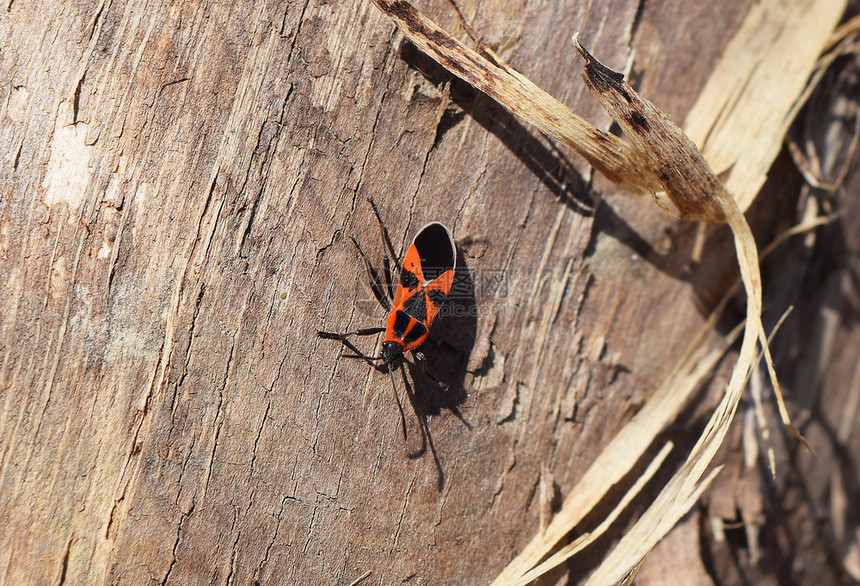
[573,34,726,223]
[370,0,658,195]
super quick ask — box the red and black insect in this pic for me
[317,201,456,436]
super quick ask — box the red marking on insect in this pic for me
[381,220,456,361]
[317,200,456,437]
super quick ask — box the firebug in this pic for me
[318,200,457,437]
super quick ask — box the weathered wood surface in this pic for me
[2,0,858,584]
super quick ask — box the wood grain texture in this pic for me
[2,0,857,584]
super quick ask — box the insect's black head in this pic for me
[381,341,404,365]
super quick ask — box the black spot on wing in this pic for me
[400,268,419,290]
[403,321,428,347]
[392,310,411,338]
[402,289,427,323]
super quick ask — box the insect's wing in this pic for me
[412,222,456,277]
[423,269,455,324]
[411,222,456,325]
[393,243,425,309]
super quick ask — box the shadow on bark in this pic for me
[402,248,476,490]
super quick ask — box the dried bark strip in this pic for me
[574,37,726,223]
[369,0,658,196]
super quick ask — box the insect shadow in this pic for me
[318,201,476,490]
[402,248,476,483]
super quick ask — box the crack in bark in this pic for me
[280,0,311,42]
[199,169,227,260]
[105,186,133,295]
[490,448,517,511]
[201,333,237,502]
[86,0,108,41]
[174,432,198,512]
[224,528,243,586]
[345,84,389,204]
[11,136,23,169]
[235,86,293,257]
[391,472,418,547]
[55,535,73,586]
[170,281,207,416]
[254,495,291,581]
[160,511,190,586]
[303,503,320,554]
[247,400,271,481]
[71,74,84,125]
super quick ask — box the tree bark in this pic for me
[1,0,857,584]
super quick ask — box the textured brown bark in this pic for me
[2,0,857,584]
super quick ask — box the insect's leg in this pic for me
[317,326,385,340]
[367,199,399,299]
[318,328,386,368]
[348,236,390,311]
[411,351,449,390]
[342,352,387,371]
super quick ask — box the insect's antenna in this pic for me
[349,237,391,310]
[368,198,400,267]
[389,367,408,441]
